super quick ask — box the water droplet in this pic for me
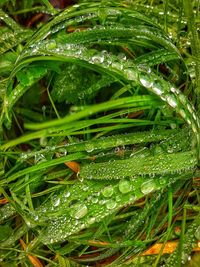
[118,179,131,194]
[192,124,198,133]
[85,143,94,152]
[118,53,127,61]
[99,199,106,205]
[166,94,177,108]
[64,191,70,198]
[91,197,98,204]
[70,204,88,219]
[170,87,179,94]
[88,217,95,224]
[126,68,137,80]
[34,215,39,221]
[102,186,114,198]
[139,73,153,88]
[40,137,47,147]
[54,198,60,207]
[193,113,197,121]
[129,194,136,202]
[186,118,192,125]
[46,40,57,50]
[21,153,28,160]
[179,94,187,105]
[151,80,163,95]
[91,55,104,64]
[138,64,151,73]
[106,199,116,210]
[115,195,121,202]
[179,109,187,119]
[187,103,193,114]
[181,252,190,264]
[34,154,46,164]
[141,179,156,195]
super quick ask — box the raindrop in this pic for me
[179,109,187,119]
[186,118,192,125]
[21,153,28,160]
[126,68,137,80]
[193,113,197,121]
[91,197,98,204]
[106,199,117,210]
[141,179,156,195]
[118,53,127,61]
[46,40,57,50]
[181,252,190,264]
[179,94,187,105]
[70,204,88,219]
[138,64,151,73]
[54,198,60,207]
[187,103,193,114]
[118,179,131,194]
[85,143,94,152]
[91,55,104,64]
[40,137,47,147]
[34,215,39,221]
[88,217,95,224]
[115,195,121,202]
[170,86,180,94]
[129,194,136,202]
[64,191,70,197]
[99,199,106,205]
[192,124,198,133]
[139,73,153,88]
[151,80,163,95]
[78,91,85,99]
[166,94,177,108]
[102,186,114,198]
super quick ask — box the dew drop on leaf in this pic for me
[139,73,153,88]
[179,94,187,105]
[88,217,95,225]
[141,179,156,195]
[106,199,117,210]
[91,197,98,204]
[166,94,177,108]
[70,204,88,219]
[85,143,94,152]
[46,40,57,50]
[179,109,187,119]
[151,80,163,95]
[53,198,60,207]
[118,179,131,194]
[102,186,114,197]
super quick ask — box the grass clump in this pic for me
[0,0,200,266]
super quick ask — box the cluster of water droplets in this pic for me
[24,30,199,158]
[29,172,173,244]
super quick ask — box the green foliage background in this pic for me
[0,0,200,266]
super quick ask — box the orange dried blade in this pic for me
[128,111,144,119]
[64,161,80,173]
[20,239,26,250]
[67,26,75,32]
[19,239,44,267]
[0,198,9,204]
[142,241,178,255]
[27,255,44,267]
[122,47,134,58]
[142,241,200,256]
